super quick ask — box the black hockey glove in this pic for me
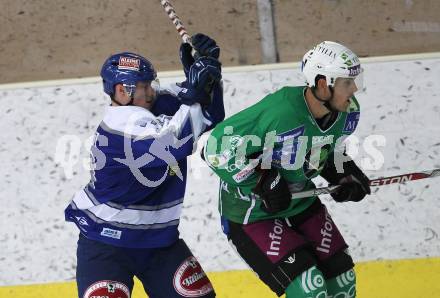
[321,157,371,203]
[253,168,291,214]
[178,56,221,106]
[180,33,220,77]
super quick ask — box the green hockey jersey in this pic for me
[204,86,360,224]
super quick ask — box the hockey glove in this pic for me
[321,158,371,202]
[253,168,291,214]
[178,56,222,106]
[180,33,220,77]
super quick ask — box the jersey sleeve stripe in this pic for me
[106,198,184,211]
[70,201,180,230]
[72,189,183,225]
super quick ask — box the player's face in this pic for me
[329,78,358,112]
[132,81,157,109]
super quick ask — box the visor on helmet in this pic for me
[333,67,364,93]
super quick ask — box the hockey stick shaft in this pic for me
[160,0,191,43]
[290,169,440,200]
[369,169,440,186]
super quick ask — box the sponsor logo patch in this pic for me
[348,64,361,76]
[343,112,360,133]
[118,56,140,71]
[83,280,130,298]
[316,209,335,254]
[100,228,122,240]
[266,219,284,257]
[232,163,256,183]
[173,256,214,297]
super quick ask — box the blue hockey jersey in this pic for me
[65,83,224,248]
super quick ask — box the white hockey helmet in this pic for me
[301,41,363,88]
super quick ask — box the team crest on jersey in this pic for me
[271,126,305,168]
[206,135,244,169]
[343,112,360,133]
[83,280,130,298]
[206,154,229,168]
[118,56,140,71]
[173,256,214,297]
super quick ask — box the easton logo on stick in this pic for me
[370,175,413,186]
[291,169,439,200]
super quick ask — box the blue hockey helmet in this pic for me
[100,52,157,97]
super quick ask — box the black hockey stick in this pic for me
[290,169,440,200]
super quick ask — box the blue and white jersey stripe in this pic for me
[65,83,223,248]
[71,188,183,225]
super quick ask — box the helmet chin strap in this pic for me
[311,85,338,112]
[111,96,134,106]
[112,94,157,108]
[111,85,157,107]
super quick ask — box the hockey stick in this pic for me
[160,0,218,103]
[290,169,440,200]
[160,0,191,44]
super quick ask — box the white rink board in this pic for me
[0,58,439,286]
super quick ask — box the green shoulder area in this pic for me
[262,85,307,116]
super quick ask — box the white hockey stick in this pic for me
[160,0,191,44]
